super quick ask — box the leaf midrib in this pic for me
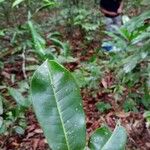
[47,61,70,150]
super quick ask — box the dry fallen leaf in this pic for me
[101,78,107,88]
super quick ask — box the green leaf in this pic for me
[50,38,71,57]
[96,102,111,113]
[15,126,25,135]
[144,111,150,119]
[0,121,6,134]
[144,111,150,128]
[36,2,58,12]
[0,30,5,36]
[12,0,25,7]
[89,125,127,150]
[0,0,4,4]
[123,56,139,73]
[8,88,30,107]
[89,126,112,150]
[28,20,46,58]
[0,117,3,128]
[31,60,86,150]
[124,11,150,32]
[0,95,3,115]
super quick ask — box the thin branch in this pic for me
[22,47,27,79]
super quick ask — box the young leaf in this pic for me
[89,125,127,150]
[31,60,86,150]
[28,20,46,58]
[12,0,25,7]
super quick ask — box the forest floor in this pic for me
[0,20,150,150]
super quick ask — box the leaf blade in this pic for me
[31,60,86,150]
[89,126,112,150]
[0,95,3,115]
[89,125,127,150]
[102,125,127,150]
[12,0,25,7]
[8,88,30,107]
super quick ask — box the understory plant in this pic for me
[31,60,127,150]
[28,20,74,63]
[107,10,150,110]
[0,82,30,136]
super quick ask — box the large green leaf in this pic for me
[89,125,127,150]
[31,60,86,150]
